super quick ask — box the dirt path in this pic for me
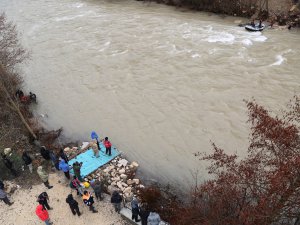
[0,172,127,225]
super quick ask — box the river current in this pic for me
[1,0,299,190]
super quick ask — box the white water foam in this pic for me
[241,39,253,46]
[191,53,200,58]
[206,32,235,44]
[72,3,85,8]
[270,55,286,66]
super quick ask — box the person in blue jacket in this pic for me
[59,159,71,179]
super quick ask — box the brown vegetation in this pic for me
[139,96,300,225]
[0,13,61,180]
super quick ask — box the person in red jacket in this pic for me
[103,137,112,156]
[35,204,53,225]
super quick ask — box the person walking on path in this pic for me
[91,179,103,201]
[22,150,33,173]
[1,153,18,177]
[59,149,69,163]
[59,159,71,179]
[82,191,98,213]
[139,205,150,225]
[37,165,53,189]
[35,204,53,225]
[73,162,83,181]
[111,190,122,213]
[0,186,13,206]
[66,194,81,216]
[131,196,141,222]
[38,192,52,210]
[40,146,51,161]
[71,176,83,196]
[147,212,161,225]
[103,137,112,156]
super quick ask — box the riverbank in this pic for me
[0,173,127,225]
[138,0,300,27]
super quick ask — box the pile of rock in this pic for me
[88,156,145,202]
[63,142,90,159]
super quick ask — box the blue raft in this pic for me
[68,142,120,177]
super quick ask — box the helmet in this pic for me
[83,182,90,188]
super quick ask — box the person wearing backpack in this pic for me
[66,194,81,216]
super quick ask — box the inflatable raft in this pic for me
[245,24,265,32]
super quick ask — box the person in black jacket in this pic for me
[59,149,69,163]
[139,205,150,225]
[0,180,4,189]
[38,192,52,210]
[1,153,17,177]
[22,150,33,173]
[131,196,141,222]
[40,146,51,160]
[66,194,81,216]
[111,191,122,213]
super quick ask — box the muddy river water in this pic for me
[1,0,299,190]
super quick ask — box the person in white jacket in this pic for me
[147,212,161,225]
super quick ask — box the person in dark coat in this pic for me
[49,150,59,170]
[111,191,122,213]
[1,153,17,177]
[66,194,81,216]
[40,146,51,160]
[91,179,103,200]
[22,150,33,173]
[73,162,83,181]
[59,149,69,163]
[38,192,52,210]
[139,205,150,225]
[0,180,4,189]
[131,196,141,222]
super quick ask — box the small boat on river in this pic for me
[245,24,265,32]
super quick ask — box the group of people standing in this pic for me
[1,139,162,225]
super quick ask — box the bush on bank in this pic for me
[139,96,300,225]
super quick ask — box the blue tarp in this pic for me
[68,142,119,177]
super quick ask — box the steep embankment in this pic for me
[140,0,300,26]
